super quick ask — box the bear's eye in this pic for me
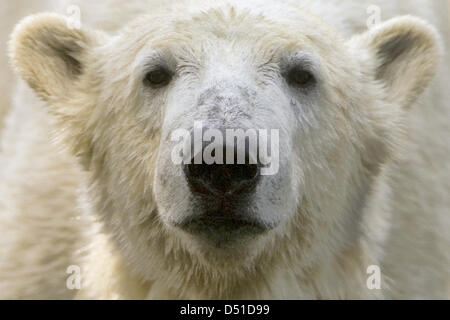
[144,68,172,88]
[286,67,315,88]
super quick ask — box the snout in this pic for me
[156,85,288,249]
[177,131,271,246]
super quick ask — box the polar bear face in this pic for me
[10,4,440,283]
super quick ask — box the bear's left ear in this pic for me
[349,16,442,109]
[9,13,105,103]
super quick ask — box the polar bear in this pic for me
[0,0,449,299]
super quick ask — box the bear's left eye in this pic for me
[144,68,173,88]
[285,67,316,89]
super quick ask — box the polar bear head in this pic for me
[10,3,440,295]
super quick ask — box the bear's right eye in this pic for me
[144,68,173,88]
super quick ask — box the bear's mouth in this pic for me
[176,211,270,248]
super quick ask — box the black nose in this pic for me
[183,147,260,196]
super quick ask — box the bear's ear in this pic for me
[349,16,441,109]
[9,13,103,103]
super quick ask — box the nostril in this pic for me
[184,162,260,195]
[216,163,260,192]
[238,163,259,181]
[186,162,200,178]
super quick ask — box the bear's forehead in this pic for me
[122,4,341,49]
[115,4,345,69]
[96,2,351,91]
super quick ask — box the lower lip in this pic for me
[177,216,268,247]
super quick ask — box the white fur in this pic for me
[0,0,449,299]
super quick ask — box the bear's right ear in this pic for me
[9,13,103,103]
